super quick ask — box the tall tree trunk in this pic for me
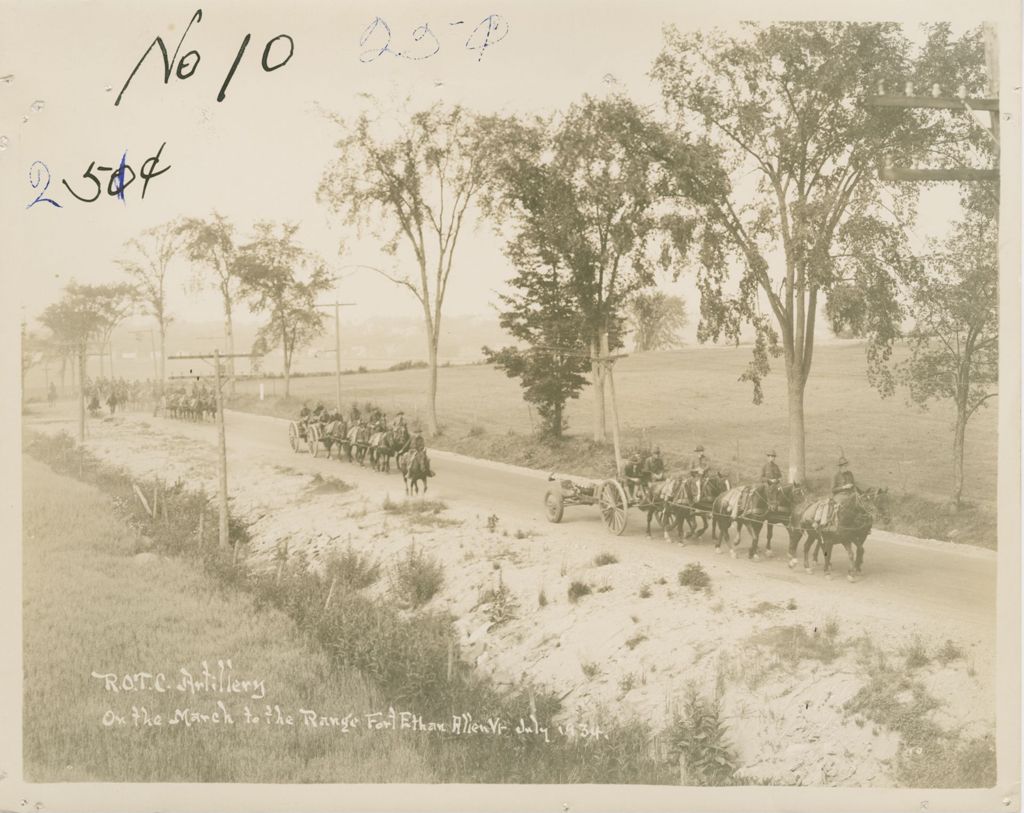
[78,347,86,442]
[786,370,807,485]
[952,389,970,509]
[426,336,440,436]
[158,322,166,384]
[223,291,236,395]
[591,334,607,443]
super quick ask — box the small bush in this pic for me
[638,584,652,599]
[391,545,445,608]
[468,424,486,437]
[581,661,601,679]
[388,359,429,372]
[594,552,618,567]
[481,575,518,626]
[486,514,499,532]
[618,673,637,693]
[678,563,711,591]
[568,581,592,603]
[538,587,548,607]
[323,547,381,591]
[666,687,740,785]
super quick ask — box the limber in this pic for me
[23,430,687,784]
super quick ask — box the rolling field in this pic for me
[229,341,998,512]
[22,456,434,783]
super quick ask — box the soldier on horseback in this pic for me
[762,449,782,503]
[686,445,709,502]
[813,456,857,529]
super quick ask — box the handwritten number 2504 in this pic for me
[26,161,62,209]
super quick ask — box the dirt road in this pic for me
[212,409,996,633]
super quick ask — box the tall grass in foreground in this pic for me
[24,432,682,784]
[22,456,432,783]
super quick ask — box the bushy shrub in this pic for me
[392,545,445,608]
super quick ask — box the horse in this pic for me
[370,425,409,473]
[787,488,888,581]
[735,482,805,560]
[397,448,433,495]
[643,475,687,540]
[677,474,730,541]
[346,423,371,465]
[320,418,348,459]
[710,485,755,553]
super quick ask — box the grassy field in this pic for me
[228,342,998,546]
[22,456,434,783]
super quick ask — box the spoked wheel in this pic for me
[599,480,628,536]
[288,422,300,453]
[544,489,565,523]
[308,424,321,457]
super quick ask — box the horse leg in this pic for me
[764,522,774,557]
[788,527,801,568]
[823,539,834,579]
[748,521,761,561]
[803,533,816,573]
[855,543,865,575]
[843,541,857,582]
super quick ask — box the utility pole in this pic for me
[315,301,356,411]
[597,339,628,476]
[864,25,1000,183]
[170,350,258,549]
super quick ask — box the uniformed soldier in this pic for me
[689,445,709,476]
[644,447,666,480]
[762,450,782,485]
[623,451,644,500]
[832,457,857,498]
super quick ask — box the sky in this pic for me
[1,0,1010,338]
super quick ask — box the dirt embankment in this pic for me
[24,408,997,787]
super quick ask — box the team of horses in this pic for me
[163,391,217,422]
[301,416,433,496]
[642,475,888,581]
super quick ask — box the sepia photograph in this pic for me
[1,0,1020,809]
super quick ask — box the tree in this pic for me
[235,222,331,398]
[483,265,591,439]
[862,203,997,508]
[652,22,954,483]
[484,96,670,442]
[179,212,243,394]
[317,102,499,436]
[21,324,49,410]
[118,222,183,386]
[627,291,688,352]
[39,283,119,441]
[93,283,138,378]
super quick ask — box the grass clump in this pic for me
[625,633,648,650]
[678,563,711,591]
[391,545,445,608]
[307,472,353,495]
[903,636,931,669]
[594,552,618,566]
[936,639,965,665]
[568,581,592,603]
[750,624,842,665]
[638,584,652,599]
[581,661,601,679]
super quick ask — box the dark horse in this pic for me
[644,475,687,539]
[670,474,730,542]
[370,425,409,473]
[787,488,887,581]
[397,448,433,495]
[321,418,348,460]
[346,423,371,465]
[724,482,805,560]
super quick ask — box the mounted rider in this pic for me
[686,445,710,502]
[813,456,857,528]
[761,449,782,503]
[407,430,435,476]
